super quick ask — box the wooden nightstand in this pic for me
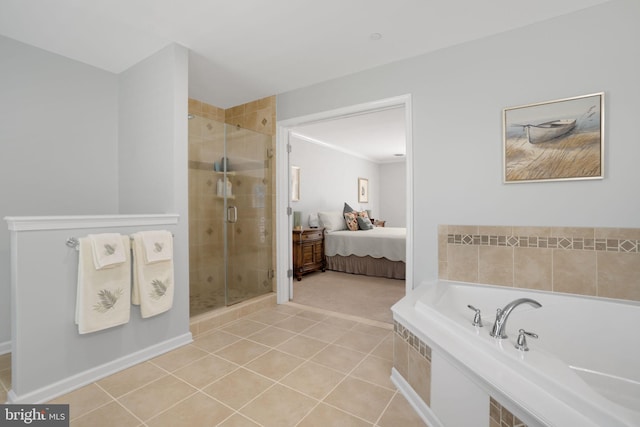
[292,228,325,281]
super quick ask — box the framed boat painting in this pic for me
[503,92,604,183]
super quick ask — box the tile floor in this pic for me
[2,304,427,426]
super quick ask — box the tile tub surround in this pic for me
[44,304,426,426]
[393,321,431,407]
[490,397,527,427]
[394,314,528,427]
[0,352,10,403]
[439,225,640,301]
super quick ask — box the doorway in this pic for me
[275,95,414,304]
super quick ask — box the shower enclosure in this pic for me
[188,114,273,316]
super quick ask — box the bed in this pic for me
[324,227,406,279]
[318,210,406,279]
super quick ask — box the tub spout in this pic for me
[490,298,542,339]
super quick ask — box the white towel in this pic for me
[88,233,127,269]
[75,236,131,334]
[140,230,173,263]
[131,232,174,318]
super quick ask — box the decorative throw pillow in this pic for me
[344,211,359,231]
[357,211,374,230]
[343,202,355,214]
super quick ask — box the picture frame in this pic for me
[358,177,369,203]
[291,166,300,201]
[503,92,604,183]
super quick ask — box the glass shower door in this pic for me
[223,124,273,305]
[188,114,273,316]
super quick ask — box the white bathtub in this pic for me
[392,280,640,427]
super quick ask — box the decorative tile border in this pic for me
[447,234,639,253]
[394,320,431,361]
[490,397,527,427]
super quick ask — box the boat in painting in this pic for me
[524,119,576,144]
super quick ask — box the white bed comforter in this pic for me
[324,227,406,262]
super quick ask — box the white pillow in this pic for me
[317,211,347,232]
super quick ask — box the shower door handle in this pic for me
[227,206,238,223]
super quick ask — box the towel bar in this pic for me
[66,237,80,249]
[66,234,174,250]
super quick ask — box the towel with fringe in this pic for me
[75,235,131,334]
[131,231,174,318]
[88,233,127,269]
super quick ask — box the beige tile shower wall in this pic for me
[188,101,227,311]
[225,96,276,136]
[189,97,277,295]
[224,96,277,293]
[189,98,225,122]
[438,225,640,302]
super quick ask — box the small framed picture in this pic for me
[291,166,300,201]
[358,177,369,203]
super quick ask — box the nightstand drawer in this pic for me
[300,229,323,241]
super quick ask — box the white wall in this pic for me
[278,0,640,286]
[0,36,119,346]
[290,135,380,227]
[379,162,406,227]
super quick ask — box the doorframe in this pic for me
[275,94,414,303]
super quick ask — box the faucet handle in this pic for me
[467,305,483,327]
[515,329,538,352]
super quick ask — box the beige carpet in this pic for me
[292,270,406,324]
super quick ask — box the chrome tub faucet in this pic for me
[490,298,542,339]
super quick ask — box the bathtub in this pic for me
[391,280,640,427]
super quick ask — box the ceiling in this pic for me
[0,0,611,110]
[0,1,611,163]
[290,107,407,164]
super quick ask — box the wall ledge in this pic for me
[4,214,179,231]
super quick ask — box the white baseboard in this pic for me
[0,341,10,355]
[391,367,444,427]
[7,332,192,404]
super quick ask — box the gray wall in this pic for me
[0,36,120,346]
[379,162,406,227]
[277,0,640,286]
[117,43,191,340]
[290,135,381,227]
[118,44,190,338]
[0,36,190,400]
[8,217,184,401]
[118,44,186,214]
